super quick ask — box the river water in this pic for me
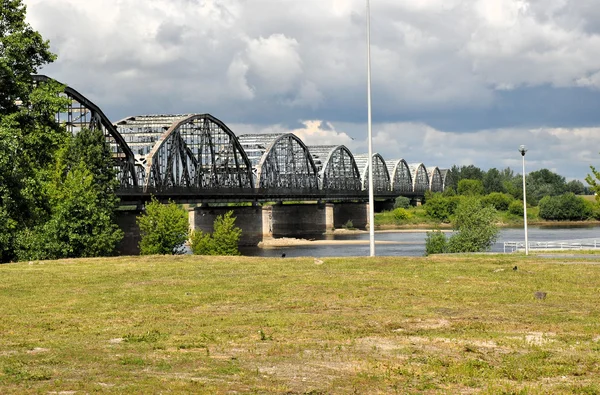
[239,225,600,258]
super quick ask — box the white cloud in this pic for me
[20,0,600,180]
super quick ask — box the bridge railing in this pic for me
[504,238,600,253]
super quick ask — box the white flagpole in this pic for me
[366,0,375,256]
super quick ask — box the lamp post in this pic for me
[366,0,375,256]
[519,145,529,255]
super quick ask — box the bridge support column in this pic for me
[271,204,327,238]
[191,206,266,246]
[262,206,273,239]
[115,209,142,255]
[325,203,335,234]
[333,202,368,230]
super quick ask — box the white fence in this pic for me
[504,238,600,253]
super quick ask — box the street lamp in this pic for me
[519,145,529,255]
[366,0,375,256]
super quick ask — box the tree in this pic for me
[527,169,567,205]
[482,192,513,211]
[457,179,484,196]
[137,198,189,255]
[483,168,505,194]
[447,197,499,253]
[394,196,411,209]
[538,193,592,221]
[0,0,65,262]
[566,180,585,195]
[15,128,124,260]
[190,211,242,256]
[424,193,459,222]
[1,0,56,115]
[586,164,600,202]
[425,230,448,255]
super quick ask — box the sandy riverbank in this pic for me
[258,228,445,248]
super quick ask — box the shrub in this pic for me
[508,200,524,216]
[393,208,411,221]
[343,220,355,230]
[190,211,242,256]
[394,196,411,209]
[482,192,514,211]
[538,193,593,221]
[424,193,459,222]
[446,197,499,253]
[425,230,447,255]
[137,198,189,255]
[457,179,485,196]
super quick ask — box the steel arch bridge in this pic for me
[37,75,451,203]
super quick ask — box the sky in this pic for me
[22,0,600,181]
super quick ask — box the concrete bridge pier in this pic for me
[189,205,269,246]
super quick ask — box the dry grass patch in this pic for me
[1,254,600,393]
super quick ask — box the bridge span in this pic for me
[35,75,449,204]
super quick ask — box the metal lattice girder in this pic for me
[439,169,450,191]
[116,114,254,191]
[428,166,444,192]
[408,163,430,194]
[238,133,318,189]
[308,145,362,190]
[386,159,413,193]
[33,75,138,187]
[354,153,391,192]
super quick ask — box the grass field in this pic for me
[1,254,600,394]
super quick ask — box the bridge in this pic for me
[35,75,449,205]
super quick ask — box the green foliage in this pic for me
[189,211,242,256]
[138,198,189,255]
[457,179,485,196]
[446,197,499,253]
[394,196,411,209]
[392,208,411,221]
[526,169,567,205]
[0,0,56,115]
[482,192,514,211]
[15,128,123,260]
[508,200,524,217]
[566,180,585,195]
[483,168,505,194]
[586,164,600,203]
[342,220,355,230]
[538,193,592,221]
[425,230,447,255]
[424,193,459,222]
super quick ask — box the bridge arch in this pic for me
[408,163,430,194]
[115,114,254,190]
[309,145,361,190]
[33,75,137,187]
[238,134,318,190]
[439,169,450,191]
[386,159,413,193]
[428,167,444,192]
[354,154,391,192]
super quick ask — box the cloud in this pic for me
[20,0,600,181]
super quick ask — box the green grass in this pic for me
[1,254,600,393]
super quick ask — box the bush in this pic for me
[137,198,189,255]
[190,211,242,256]
[425,230,447,255]
[538,193,593,221]
[446,197,499,253]
[343,220,355,230]
[394,196,411,209]
[457,179,485,196]
[424,193,460,222]
[393,208,411,221]
[482,192,514,211]
[508,200,524,216]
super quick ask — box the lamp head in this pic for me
[519,145,527,156]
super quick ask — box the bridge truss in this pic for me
[36,75,451,203]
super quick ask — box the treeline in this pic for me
[445,165,590,206]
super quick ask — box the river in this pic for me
[239,225,600,258]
